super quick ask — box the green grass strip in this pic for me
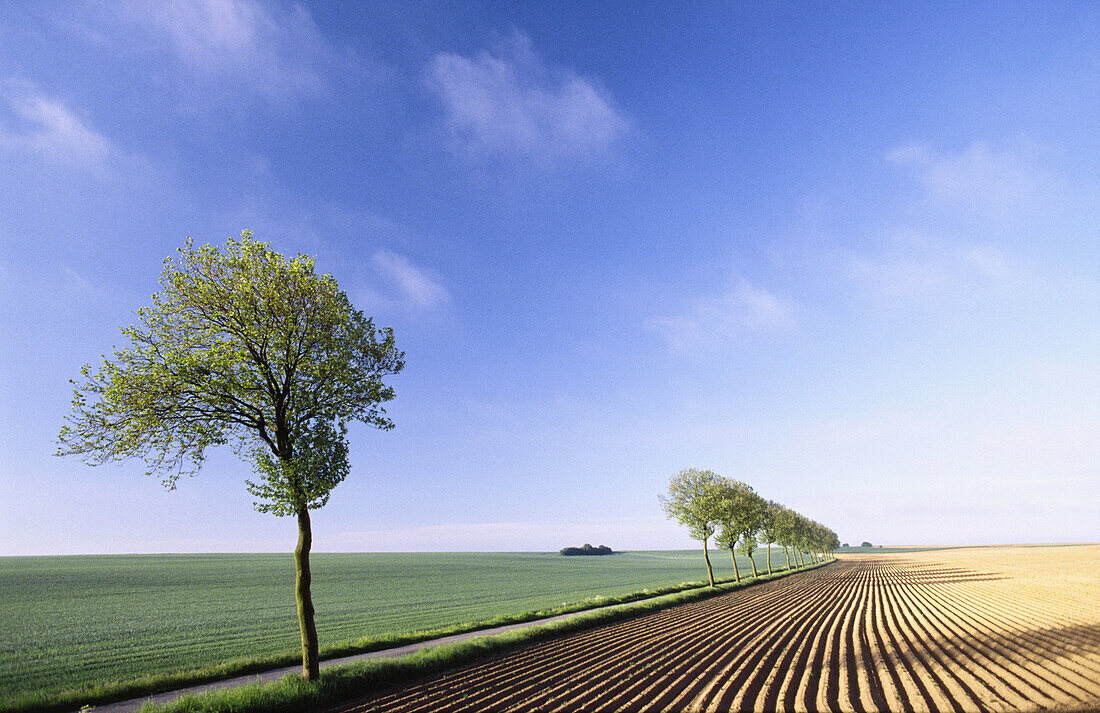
[141,560,830,713]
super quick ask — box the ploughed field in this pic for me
[333,545,1100,713]
[0,549,787,700]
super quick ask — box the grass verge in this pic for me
[7,559,830,713]
[141,560,830,713]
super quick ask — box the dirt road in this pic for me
[331,546,1100,712]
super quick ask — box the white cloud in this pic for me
[649,281,794,353]
[61,265,94,292]
[0,81,113,170]
[372,251,449,309]
[886,141,1053,214]
[847,229,1034,304]
[426,32,629,163]
[115,0,334,100]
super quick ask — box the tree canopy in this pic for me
[58,232,404,509]
[560,544,614,556]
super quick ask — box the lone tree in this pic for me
[660,468,724,587]
[773,506,799,570]
[57,232,404,680]
[758,499,783,575]
[713,479,763,582]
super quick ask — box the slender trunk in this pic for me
[749,553,759,578]
[702,538,715,587]
[295,507,320,681]
[784,546,791,570]
[766,543,772,575]
[796,548,803,567]
[730,548,740,582]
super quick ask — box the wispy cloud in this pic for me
[114,0,335,100]
[847,230,1023,301]
[649,281,794,353]
[886,140,1054,214]
[0,81,113,170]
[371,251,449,310]
[425,32,629,164]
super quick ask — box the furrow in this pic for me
[888,567,998,711]
[865,563,912,713]
[720,566,857,712]
[575,569,839,713]
[907,578,1038,710]
[912,576,1073,708]
[528,575,822,712]
[924,579,1100,702]
[692,566,851,711]
[879,565,951,713]
[712,565,855,711]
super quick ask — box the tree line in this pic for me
[660,468,840,587]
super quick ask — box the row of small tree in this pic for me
[660,468,840,587]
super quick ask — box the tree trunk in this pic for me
[702,538,715,587]
[749,553,759,578]
[784,546,791,570]
[295,507,320,681]
[730,549,740,582]
[766,543,772,575]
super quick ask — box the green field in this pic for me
[0,548,799,701]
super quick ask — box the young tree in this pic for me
[758,500,783,575]
[795,515,813,566]
[57,232,404,680]
[660,468,725,587]
[714,480,765,581]
[773,506,798,570]
[737,491,767,578]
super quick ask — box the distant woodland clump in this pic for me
[560,543,614,556]
[861,541,873,548]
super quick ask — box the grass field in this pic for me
[0,548,824,701]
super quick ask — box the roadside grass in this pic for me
[3,557,830,713]
[143,560,831,713]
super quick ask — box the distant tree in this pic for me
[758,500,784,575]
[560,544,613,556]
[57,232,404,680]
[773,507,799,570]
[841,543,849,548]
[861,541,873,548]
[791,514,811,567]
[660,468,725,587]
[714,480,766,581]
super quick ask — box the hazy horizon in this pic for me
[2,2,1097,556]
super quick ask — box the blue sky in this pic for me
[1,2,1097,555]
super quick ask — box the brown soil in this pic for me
[330,545,1100,712]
